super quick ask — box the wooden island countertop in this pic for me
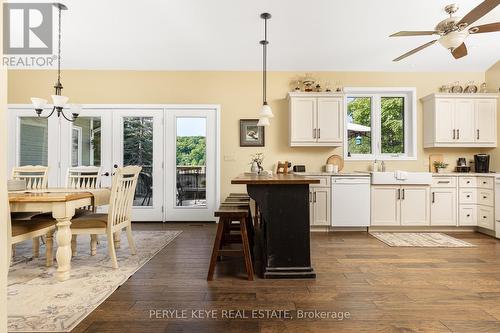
[231,173,320,185]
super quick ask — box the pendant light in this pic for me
[257,12,273,127]
[31,3,80,122]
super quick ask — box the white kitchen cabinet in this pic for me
[288,93,343,147]
[459,205,477,226]
[422,93,499,148]
[400,186,430,226]
[478,205,494,230]
[430,188,457,226]
[455,175,495,229]
[309,187,330,226]
[475,99,497,144]
[371,186,400,226]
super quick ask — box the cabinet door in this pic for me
[478,205,494,230]
[459,205,477,226]
[317,97,343,144]
[475,99,496,143]
[435,99,455,143]
[371,186,400,226]
[290,98,317,144]
[454,99,475,142]
[401,186,430,226]
[311,188,330,226]
[430,188,457,226]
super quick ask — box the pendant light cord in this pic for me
[57,6,62,87]
[262,17,268,105]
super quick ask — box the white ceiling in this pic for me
[19,0,500,71]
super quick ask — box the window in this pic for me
[345,88,416,160]
[71,127,83,167]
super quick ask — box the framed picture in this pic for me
[239,119,265,147]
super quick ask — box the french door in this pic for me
[112,109,164,221]
[165,109,217,221]
[8,105,219,222]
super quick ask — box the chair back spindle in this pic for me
[108,166,142,229]
[11,165,49,189]
[66,166,102,189]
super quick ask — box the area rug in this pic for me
[370,232,475,247]
[8,230,182,332]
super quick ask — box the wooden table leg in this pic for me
[55,216,73,282]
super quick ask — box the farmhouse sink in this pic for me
[370,171,432,185]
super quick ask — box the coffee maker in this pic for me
[474,154,490,173]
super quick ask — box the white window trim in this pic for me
[343,87,417,161]
[72,126,83,167]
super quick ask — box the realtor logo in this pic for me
[3,3,53,54]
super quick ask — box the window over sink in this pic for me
[345,87,416,160]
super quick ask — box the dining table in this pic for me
[8,188,111,282]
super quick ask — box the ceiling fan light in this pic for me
[257,117,270,127]
[438,30,468,49]
[51,95,69,108]
[31,97,47,110]
[259,103,274,118]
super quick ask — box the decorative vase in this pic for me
[436,168,446,173]
[251,162,259,173]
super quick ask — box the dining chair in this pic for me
[12,165,49,190]
[11,165,50,257]
[66,166,102,256]
[69,166,141,268]
[6,199,56,269]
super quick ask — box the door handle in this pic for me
[453,129,456,140]
[114,164,119,169]
[401,189,405,200]
[101,172,110,177]
[477,129,480,140]
[432,192,435,203]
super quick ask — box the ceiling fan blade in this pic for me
[393,40,437,62]
[390,31,438,37]
[458,0,500,27]
[469,22,500,33]
[452,43,468,59]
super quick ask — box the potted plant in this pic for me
[433,161,449,173]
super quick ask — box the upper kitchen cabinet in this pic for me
[288,93,343,147]
[422,93,498,148]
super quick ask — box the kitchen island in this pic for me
[231,173,320,278]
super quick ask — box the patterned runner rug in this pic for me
[370,232,475,247]
[8,229,182,332]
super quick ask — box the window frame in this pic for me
[344,87,417,161]
[71,126,83,167]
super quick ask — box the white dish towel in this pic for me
[394,170,408,180]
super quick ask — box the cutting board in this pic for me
[428,154,443,172]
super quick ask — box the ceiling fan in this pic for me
[390,0,500,61]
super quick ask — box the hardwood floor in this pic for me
[72,223,500,333]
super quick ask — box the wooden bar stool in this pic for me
[207,207,254,281]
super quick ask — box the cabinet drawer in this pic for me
[459,189,476,204]
[478,206,494,230]
[307,176,330,187]
[459,205,477,226]
[432,177,457,188]
[477,177,494,189]
[459,177,476,188]
[477,189,494,206]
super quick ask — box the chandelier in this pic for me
[30,3,80,122]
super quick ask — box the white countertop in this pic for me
[432,172,498,177]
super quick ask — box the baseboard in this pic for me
[368,226,476,232]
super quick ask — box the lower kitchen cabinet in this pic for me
[310,187,330,226]
[371,186,429,226]
[430,188,457,226]
[478,205,494,230]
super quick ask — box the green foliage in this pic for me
[123,117,153,166]
[347,97,371,154]
[176,136,206,166]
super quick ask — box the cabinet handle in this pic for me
[397,189,401,200]
[313,192,317,203]
[313,129,316,139]
[457,129,460,140]
[483,216,487,219]
[437,181,450,184]
[309,192,312,203]
[318,128,321,139]
[432,192,435,203]
[467,181,470,184]
[477,129,480,140]
[466,195,470,198]
[483,181,487,184]
[483,196,487,199]
[401,189,405,200]
[467,214,470,217]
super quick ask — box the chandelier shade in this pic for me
[257,117,271,127]
[51,95,69,108]
[31,98,48,110]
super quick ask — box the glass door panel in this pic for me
[176,117,207,207]
[19,117,48,166]
[113,109,163,221]
[71,117,102,167]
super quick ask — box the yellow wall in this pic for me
[8,70,491,198]
[486,61,500,170]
